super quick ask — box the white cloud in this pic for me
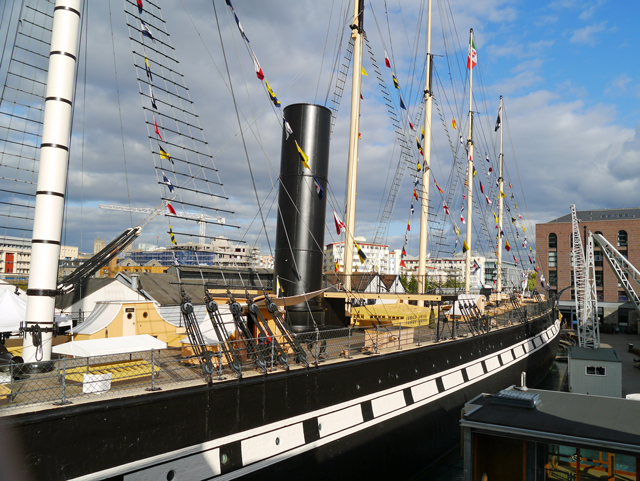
[570,22,607,45]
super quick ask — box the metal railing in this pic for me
[0,299,553,412]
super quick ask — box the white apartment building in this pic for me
[0,235,78,276]
[324,238,391,273]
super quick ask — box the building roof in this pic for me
[55,278,120,310]
[546,207,640,224]
[568,346,622,362]
[122,272,207,306]
[462,388,640,453]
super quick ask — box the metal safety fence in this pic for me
[0,299,553,412]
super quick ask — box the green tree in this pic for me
[527,272,537,291]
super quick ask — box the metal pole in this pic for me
[375,324,379,354]
[398,323,402,350]
[464,29,475,294]
[418,316,422,346]
[23,0,83,362]
[496,96,504,297]
[343,0,364,292]
[417,0,433,307]
[347,326,352,359]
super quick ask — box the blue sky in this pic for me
[0,0,639,266]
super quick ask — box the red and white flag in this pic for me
[154,116,163,141]
[250,48,264,80]
[333,209,346,235]
[384,50,391,68]
[485,195,492,205]
[167,203,177,216]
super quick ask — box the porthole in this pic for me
[275,437,280,445]
[166,470,175,481]
[143,312,148,318]
[221,454,228,464]
[127,313,133,320]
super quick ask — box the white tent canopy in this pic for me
[0,288,26,332]
[52,334,167,357]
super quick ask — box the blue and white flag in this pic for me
[313,176,323,200]
[162,172,174,192]
[141,20,154,42]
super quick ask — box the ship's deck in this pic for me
[0,298,553,416]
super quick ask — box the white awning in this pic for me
[52,334,167,357]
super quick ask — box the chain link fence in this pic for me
[0,299,553,412]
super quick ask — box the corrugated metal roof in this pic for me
[568,346,622,362]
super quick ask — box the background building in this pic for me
[324,238,391,273]
[0,235,78,279]
[536,207,640,330]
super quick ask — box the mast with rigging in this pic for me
[496,96,504,295]
[343,0,364,293]
[417,0,433,305]
[464,28,475,293]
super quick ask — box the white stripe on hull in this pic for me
[72,320,560,481]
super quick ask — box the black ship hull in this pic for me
[6,311,558,480]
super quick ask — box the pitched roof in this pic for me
[547,207,640,224]
[55,278,119,310]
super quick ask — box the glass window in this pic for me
[618,230,628,248]
[619,291,629,302]
[586,366,606,376]
[549,251,557,267]
[549,270,557,286]
[571,271,574,286]
[548,233,557,249]
[594,251,603,267]
[595,271,603,288]
[570,234,573,248]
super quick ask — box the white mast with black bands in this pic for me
[497,96,504,295]
[22,0,83,363]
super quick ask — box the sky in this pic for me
[0,0,639,265]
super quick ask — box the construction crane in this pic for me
[571,204,599,348]
[99,202,225,245]
[592,232,640,328]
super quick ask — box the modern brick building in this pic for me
[536,207,640,330]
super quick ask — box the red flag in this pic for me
[513,255,518,265]
[409,120,415,131]
[402,247,407,256]
[529,255,533,264]
[505,240,511,252]
[460,215,465,224]
[443,201,450,215]
[250,50,264,80]
[407,221,411,231]
[489,167,493,174]
[154,117,163,141]
[480,182,484,194]
[167,203,177,216]
[384,50,391,68]
[485,195,492,205]
[136,0,143,13]
[400,259,407,268]
[413,189,419,200]
[333,209,346,235]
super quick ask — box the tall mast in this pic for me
[417,0,433,306]
[22,0,82,362]
[464,28,474,293]
[496,96,504,294]
[343,0,364,292]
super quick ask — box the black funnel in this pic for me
[274,103,331,332]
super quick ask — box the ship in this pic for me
[0,0,559,480]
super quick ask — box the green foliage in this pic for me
[527,271,536,291]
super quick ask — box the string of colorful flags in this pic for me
[135,0,181,247]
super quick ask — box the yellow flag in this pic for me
[354,242,367,265]
[295,140,310,170]
[265,80,281,107]
[159,145,171,163]
[500,191,506,198]
[493,212,498,224]
[169,226,177,245]
[522,225,526,233]
[361,66,368,76]
[463,240,470,252]
[417,162,421,172]
[452,116,457,129]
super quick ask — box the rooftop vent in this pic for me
[491,389,540,409]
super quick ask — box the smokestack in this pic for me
[274,103,331,332]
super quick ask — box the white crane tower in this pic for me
[99,202,225,245]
